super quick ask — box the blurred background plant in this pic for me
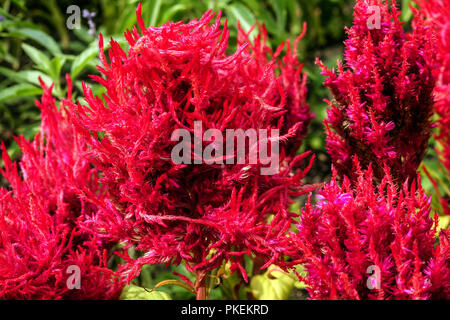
[0,0,446,299]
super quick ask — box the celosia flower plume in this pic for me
[317,0,436,183]
[0,79,122,299]
[292,159,449,300]
[417,0,450,172]
[417,0,450,215]
[65,4,314,295]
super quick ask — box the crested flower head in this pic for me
[66,5,314,283]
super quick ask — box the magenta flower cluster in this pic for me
[317,0,436,183]
[292,159,449,299]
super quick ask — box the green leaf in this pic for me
[70,44,99,79]
[250,266,295,300]
[160,4,188,24]
[21,43,51,72]
[10,0,27,10]
[272,0,287,33]
[18,70,53,87]
[115,5,140,34]
[227,3,256,34]
[119,284,172,300]
[0,83,43,103]
[49,56,66,81]
[400,0,416,22]
[148,0,162,26]
[438,215,450,235]
[0,67,52,86]
[10,27,62,55]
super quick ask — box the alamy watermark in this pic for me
[366,265,381,290]
[171,121,280,175]
[66,5,96,35]
[367,5,381,30]
[66,265,81,290]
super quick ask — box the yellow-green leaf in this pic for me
[438,215,450,234]
[119,284,171,300]
[250,267,295,300]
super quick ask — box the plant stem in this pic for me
[194,270,208,300]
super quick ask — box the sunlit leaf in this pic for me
[0,83,42,103]
[227,3,256,35]
[119,284,172,300]
[250,266,295,300]
[21,43,51,73]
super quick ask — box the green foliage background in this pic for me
[1,0,447,299]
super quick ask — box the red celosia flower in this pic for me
[292,158,449,300]
[417,0,450,215]
[317,0,436,183]
[237,21,312,156]
[417,0,450,173]
[0,79,122,299]
[65,4,314,294]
